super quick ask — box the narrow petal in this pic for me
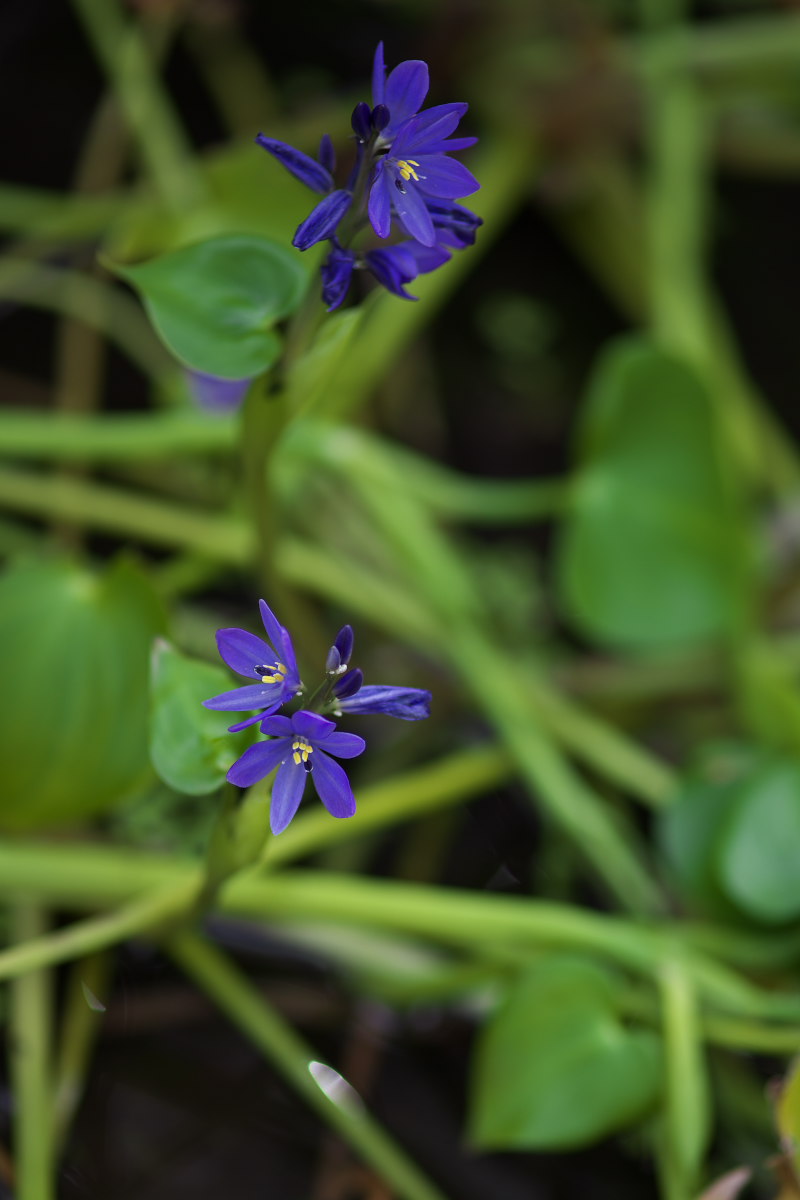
[368,162,393,239]
[333,625,354,665]
[319,732,366,759]
[261,714,294,737]
[216,627,274,677]
[372,41,386,107]
[293,710,337,740]
[227,711,268,733]
[393,103,468,152]
[270,759,307,833]
[321,246,356,311]
[338,685,431,720]
[333,667,363,699]
[258,600,285,650]
[436,136,478,152]
[255,134,333,194]
[293,190,352,251]
[392,182,436,246]
[278,626,300,683]
[406,242,452,273]
[414,155,480,199]
[311,751,357,819]
[318,133,336,174]
[366,246,419,299]
[227,738,287,787]
[203,682,283,711]
[385,60,429,127]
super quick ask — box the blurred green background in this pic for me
[4,2,800,1198]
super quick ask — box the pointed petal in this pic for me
[392,181,436,246]
[312,751,357,819]
[319,732,366,759]
[258,599,284,650]
[216,627,273,677]
[368,162,393,239]
[255,134,333,194]
[393,103,468,152]
[278,627,300,684]
[414,155,480,199]
[227,738,287,787]
[333,667,363,699]
[366,246,419,299]
[293,190,352,251]
[338,685,432,720]
[318,133,336,174]
[203,682,283,711]
[385,60,429,127]
[293,710,337,740]
[437,136,478,152]
[270,759,306,834]
[372,41,386,107]
[260,714,294,737]
[227,711,268,733]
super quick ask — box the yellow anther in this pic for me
[261,661,287,684]
[291,738,313,765]
[397,159,420,182]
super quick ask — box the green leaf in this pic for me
[0,555,165,830]
[556,337,751,649]
[111,234,308,378]
[716,756,800,922]
[469,956,662,1150]
[657,744,759,920]
[777,1058,800,1176]
[149,640,253,795]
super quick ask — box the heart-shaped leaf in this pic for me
[112,234,308,378]
[469,956,662,1150]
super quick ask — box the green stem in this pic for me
[70,0,206,212]
[657,958,710,1200]
[170,931,448,1200]
[0,410,238,462]
[0,879,198,983]
[0,464,251,559]
[9,904,55,1200]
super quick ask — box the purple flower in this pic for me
[202,599,302,731]
[368,106,479,247]
[227,710,365,834]
[335,685,431,721]
[187,370,251,413]
[254,43,480,310]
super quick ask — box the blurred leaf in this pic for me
[469,956,661,1150]
[149,640,253,795]
[0,555,165,830]
[735,638,800,754]
[658,744,759,919]
[556,337,751,649]
[111,235,307,378]
[717,757,800,922]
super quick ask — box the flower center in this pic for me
[256,661,287,684]
[396,158,421,182]
[292,738,313,766]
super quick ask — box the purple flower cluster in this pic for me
[204,600,431,834]
[256,43,481,310]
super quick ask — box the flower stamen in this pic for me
[256,662,287,684]
[396,158,421,182]
[292,738,314,765]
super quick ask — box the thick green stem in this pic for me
[53,951,112,1152]
[9,905,56,1200]
[657,958,710,1200]
[170,931,448,1200]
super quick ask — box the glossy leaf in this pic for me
[0,555,165,830]
[716,756,800,922]
[469,957,662,1150]
[149,640,254,795]
[556,337,751,649]
[112,234,307,378]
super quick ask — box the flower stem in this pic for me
[169,930,448,1200]
[9,904,56,1200]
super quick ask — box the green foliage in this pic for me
[556,337,752,650]
[0,555,164,830]
[111,234,308,377]
[469,956,662,1149]
[149,640,253,795]
[716,757,800,922]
